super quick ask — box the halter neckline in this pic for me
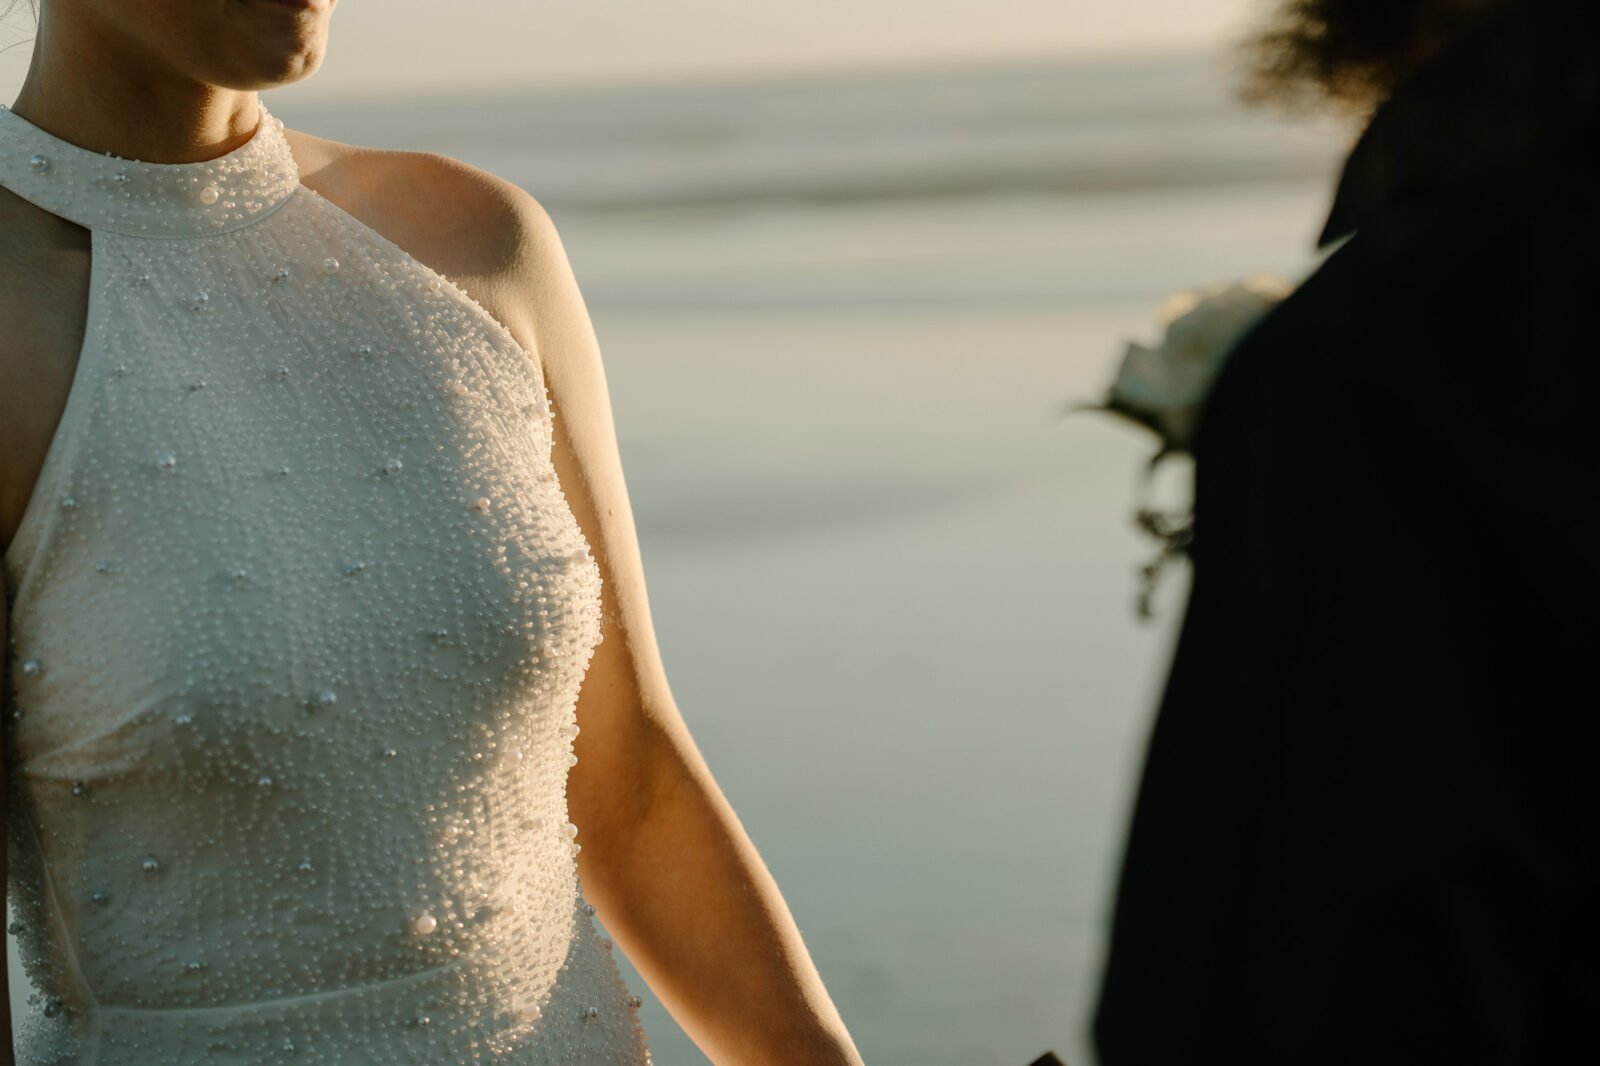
[0,101,301,238]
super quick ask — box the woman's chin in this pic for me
[218,0,335,86]
[209,43,329,92]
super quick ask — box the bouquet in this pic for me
[1080,275,1291,618]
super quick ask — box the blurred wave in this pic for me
[269,53,1346,215]
[267,54,1346,316]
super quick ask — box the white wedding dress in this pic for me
[0,101,652,1066]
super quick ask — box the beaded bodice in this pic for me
[0,101,649,1065]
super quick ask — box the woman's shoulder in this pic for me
[279,126,569,346]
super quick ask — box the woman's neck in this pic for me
[10,6,260,164]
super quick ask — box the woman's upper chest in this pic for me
[0,139,538,558]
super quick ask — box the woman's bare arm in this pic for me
[494,192,863,1066]
[304,146,863,1066]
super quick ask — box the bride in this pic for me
[0,2,863,1064]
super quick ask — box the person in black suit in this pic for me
[1094,1,1598,1062]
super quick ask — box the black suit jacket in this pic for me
[1094,4,1600,1063]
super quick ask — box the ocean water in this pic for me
[8,53,1348,1066]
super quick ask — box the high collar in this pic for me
[1319,0,1600,247]
[0,101,301,239]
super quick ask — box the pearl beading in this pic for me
[0,104,300,237]
[0,103,649,1065]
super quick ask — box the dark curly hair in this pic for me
[1240,0,1507,114]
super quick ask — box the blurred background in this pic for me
[3,3,1347,1064]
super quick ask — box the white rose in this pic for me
[1109,274,1292,452]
